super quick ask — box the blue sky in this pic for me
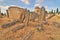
[0,0,60,13]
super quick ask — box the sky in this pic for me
[0,0,60,13]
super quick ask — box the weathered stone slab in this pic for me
[23,31,34,40]
[11,25,24,32]
[2,20,18,28]
[47,14,55,19]
[37,22,42,31]
[53,22,60,28]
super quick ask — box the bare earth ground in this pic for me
[0,15,60,40]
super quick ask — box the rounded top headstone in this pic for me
[35,6,40,9]
[41,6,45,11]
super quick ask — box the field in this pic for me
[0,14,60,40]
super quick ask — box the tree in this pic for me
[56,8,58,13]
[51,9,53,14]
[56,8,59,14]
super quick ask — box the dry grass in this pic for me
[0,15,60,40]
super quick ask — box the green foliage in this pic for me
[1,13,6,16]
[56,8,58,13]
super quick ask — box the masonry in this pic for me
[6,6,28,20]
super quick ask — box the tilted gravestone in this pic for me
[47,14,55,19]
[2,20,18,28]
[53,22,60,28]
[23,31,34,40]
[34,6,47,31]
[30,12,38,22]
[11,25,24,32]
[19,9,30,26]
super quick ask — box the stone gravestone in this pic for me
[41,6,48,24]
[19,9,29,26]
[6,6,29,26]
[24,9,30,26]
[2,20,18,28]
[34,6,47,31]
[30,12,38,22]
[34,6,42,31]
[6,6,24,19]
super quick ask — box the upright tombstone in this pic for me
[6,10,9,18]
[6,6,29,26]
[41,6,46,21]
[34,6,43,31]
[41,6,48,25]
[6,6,24,19]
[24,9,30,26]
[34,6,40,14]
[30,12,38,22]
[34,6,48,31]
[19,8,30,26]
